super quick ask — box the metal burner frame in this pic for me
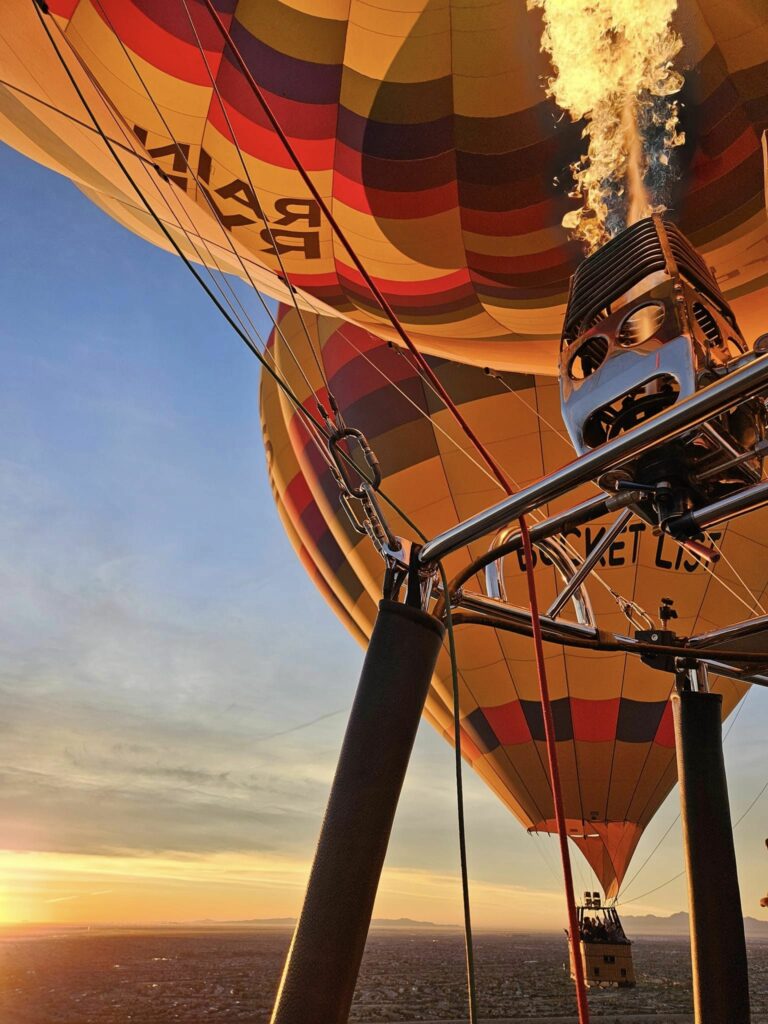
[413,349,768,678]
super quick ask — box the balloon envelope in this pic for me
[1,0,766,371]
[2,0,766,895]
[260,301,763,897]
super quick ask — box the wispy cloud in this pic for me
[45,889,113,904]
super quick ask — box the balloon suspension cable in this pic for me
[197,7,593,1018]
[27,1,391,541]
[439,560,480,1024]
[199,0,507,496]
[620,773,768,908]
[619,690,751,902]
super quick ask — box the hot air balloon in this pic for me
[0,0,766,370]
[2,0,766,1014]
[260,299,763,899]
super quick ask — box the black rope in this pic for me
[31,9,481,1016]
[439,562,479,1023]
[177,0,336,412]
[405,544,423,609]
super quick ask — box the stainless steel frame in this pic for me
[485,531,595,626]
[419,352,768,565]
[431,492,621,618]
[459,590,596,635]
[687,614,768,655]
[455,591,768,688]
[545,508,632,618]
[672,479,768,534]
[695,660,768,688]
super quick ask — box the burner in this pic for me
[559,215,766,535]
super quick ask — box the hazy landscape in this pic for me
[1,925,767,1023]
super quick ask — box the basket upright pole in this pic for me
[271,599,444,1024]
[672,676,751,1024]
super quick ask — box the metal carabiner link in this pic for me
[328,427,381,499]
[339,491,368,536]
[359,483,399,553]
[327,428,407,578]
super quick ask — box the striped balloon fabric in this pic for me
[261,302,764,897]
[0,0,766,371]
[2,0,766,897]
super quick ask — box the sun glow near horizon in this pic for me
[0,850,311,928]
[0,849,585,932]
[0,848,693,933]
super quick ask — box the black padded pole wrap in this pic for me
[672,689,751,1024]
[271,599,445,1024]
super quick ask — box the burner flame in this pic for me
[529,0,685,253]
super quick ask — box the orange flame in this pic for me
[530,0,685,252]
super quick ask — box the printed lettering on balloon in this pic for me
[515,521,722,573]
[133,125,321,260]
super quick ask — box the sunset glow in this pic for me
[0,850,573,931]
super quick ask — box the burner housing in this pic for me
[559,215,766,533]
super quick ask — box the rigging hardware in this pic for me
[560,215,768,540]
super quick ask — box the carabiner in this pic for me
[328,427,381,498]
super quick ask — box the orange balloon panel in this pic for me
[0,0,766,372]
[260,303,763,897]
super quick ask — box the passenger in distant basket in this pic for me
[592,917,609,942]
[580,917,594,942]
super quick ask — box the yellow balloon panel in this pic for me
[1,0,766,372]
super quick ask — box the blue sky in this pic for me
[0,142,765,930]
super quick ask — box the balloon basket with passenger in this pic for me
[570,892,636,989]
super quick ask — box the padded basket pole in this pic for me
[672,689,751,1024]
[271,599,445,1024]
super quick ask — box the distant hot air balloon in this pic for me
[0,0,766,371]
[260,301,765,897]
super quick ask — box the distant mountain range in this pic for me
[9,912,766,937]
[222,912,768,937]
[623,911,768,938]
[216,916,452,930]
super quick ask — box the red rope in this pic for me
[199,6,589,1017]
[520,517,590,1022]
